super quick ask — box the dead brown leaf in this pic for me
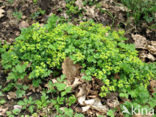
[19,21,29,29]
[75,0,84,9]
[113,3,129,12]
[14,105,22,110]
[84,98,108,113]
[71,77,82,89]
[106,98,120,108]
[147,53,155,61]
[147,44,156,55]
[150,80,156,93]
[7,92,17,99]
[0,7,5,18]
[82,105,90,112]
[62,57,81,84]
[114,73,120,79]
[151,41,156,46]
[85,6,98,18]
[132,34,147,49]
[77,84,87,97]
[139,51,148,61]
[0,107,8,116]
[29,84,42,92]
[106,92,118,100]
[9,19,19,27]
[139,51,155,62]
[78,95,86,106]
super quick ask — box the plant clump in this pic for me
[0,15,153,96]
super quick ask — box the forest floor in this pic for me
[0,0,156,117]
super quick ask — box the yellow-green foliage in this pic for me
[0,15,153,96]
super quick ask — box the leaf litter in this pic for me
[0,0,156,116]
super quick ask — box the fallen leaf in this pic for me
[106,92,118,100]
[84,98,108,113]
[147,45,156,55]
[19,21,29,29]
[59,1,66,8]
[0,107,8,116]
[71,77,82,89]
[82,105,90,112]
[106,98,120,108]
[139,51,148,61]
[62,57,81,84]
[114,73,120,79]
[150,80,156,93]
[76,84,87,97]
[78,95,86,105]
[14,105,22,110]
[9,19,19,26]
[7,92,17,99]
[151,41,156,46]
[75,0,84,9]
[85,6,97,18]
[113,3,129,12]
[132,34,147,49]
[74,107,82,113]
[147,53,155,61]
[0,7,5,18]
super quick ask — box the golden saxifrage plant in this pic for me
[0,15,154,96]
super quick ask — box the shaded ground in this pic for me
[0,0,156,117]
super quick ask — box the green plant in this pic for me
[13,11,22,20]
[49,75,76,111]
[0,99,6,105]
[31,9,45,20]
[2,83,14,92]
[33,0,37,4]
[83,0,99,6]
[56,107,84,117]
[2,83,28,98]
[12,108,21,115]
[0,85,4,96]
[120,0,156,23]
[1,15,153,97]
[66,95,77,106]
[6,111,15,117]
[18,97,35,113]
[7,0,14,4]
[0,41,2,54]
[147,62,156,80]
[0,41,8,55]
[66,0,83,17]
[15,84,28,98]
[107,110,115,117]
[35,92,50,110]
[120,86,156,116]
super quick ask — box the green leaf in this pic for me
[119,93,128,98]
[74,113,84,117]
[107,110,114,117]
[28,105,34,113]
[0,99,6,105]
[64,108,73,117]
[55,83,66,91]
